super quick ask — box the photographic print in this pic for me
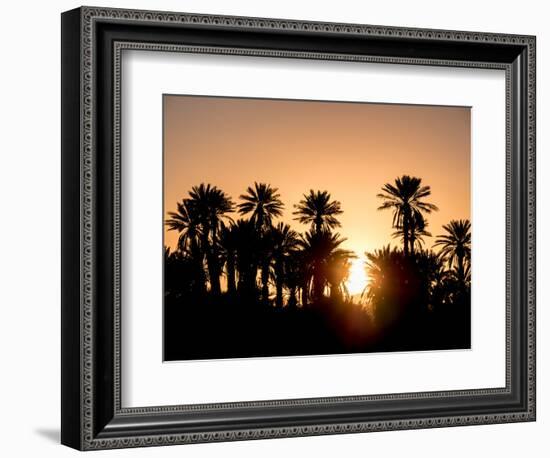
[163,95,471,361]
[61,9,536,448]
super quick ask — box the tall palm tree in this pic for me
[392,213,432,255]
[187,183,234,295]
[237,182,284,231]
[238,183,285,303]
[434,219,471,285]
[293,190,343,233]
[377,175,438,256]
[269,223,300,307]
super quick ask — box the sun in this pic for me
[346,257,368,296]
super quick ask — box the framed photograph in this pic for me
[61,6,536,450]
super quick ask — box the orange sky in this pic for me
[163,95,470,259]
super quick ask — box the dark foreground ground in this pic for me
[164,294,470,361]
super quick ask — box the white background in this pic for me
[0,0,546,457]
[123,52,506,406]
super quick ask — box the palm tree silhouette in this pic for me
[434,219,471,285]
[237,183,285,303]
[293,190,343,233]
[165,200,206,293]
[269,223,300,307]
[238,182,284,231]
[165,200,200,253]
[377,175,438,256]
[362,245,400,302]
[187,183,234,295]
[298,229,350,302]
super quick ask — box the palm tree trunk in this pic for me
[275,260,284,307]
[315,217,322,234]
[237,263,255,299]
[236,265,244,293]
[206,251,221,295]
[226,254,236,295]
[301,284,308,308]
[403,210,410,257]
[288,287,297,308]
[209,226,222,295]
[275,281,283,307]
[261,259,270,304]
[200,231,220,295]
[330,284,341,302]
[457,252,465,285]
[313,261,324,301]
[191,242,207,294]
[192,262,207,295]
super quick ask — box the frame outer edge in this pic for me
[61,7,84,451]
[526,36,536,421]
[81,5,535,43]
[70,6,536,450]
[80,6,96,451]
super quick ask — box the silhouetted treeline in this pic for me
[164,176,471,360]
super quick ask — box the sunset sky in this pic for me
[163,95,470,270]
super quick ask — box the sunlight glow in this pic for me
[346,257,368,296]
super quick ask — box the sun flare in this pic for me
[346,257,368,296]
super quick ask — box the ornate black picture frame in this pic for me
[61,6,536,450]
